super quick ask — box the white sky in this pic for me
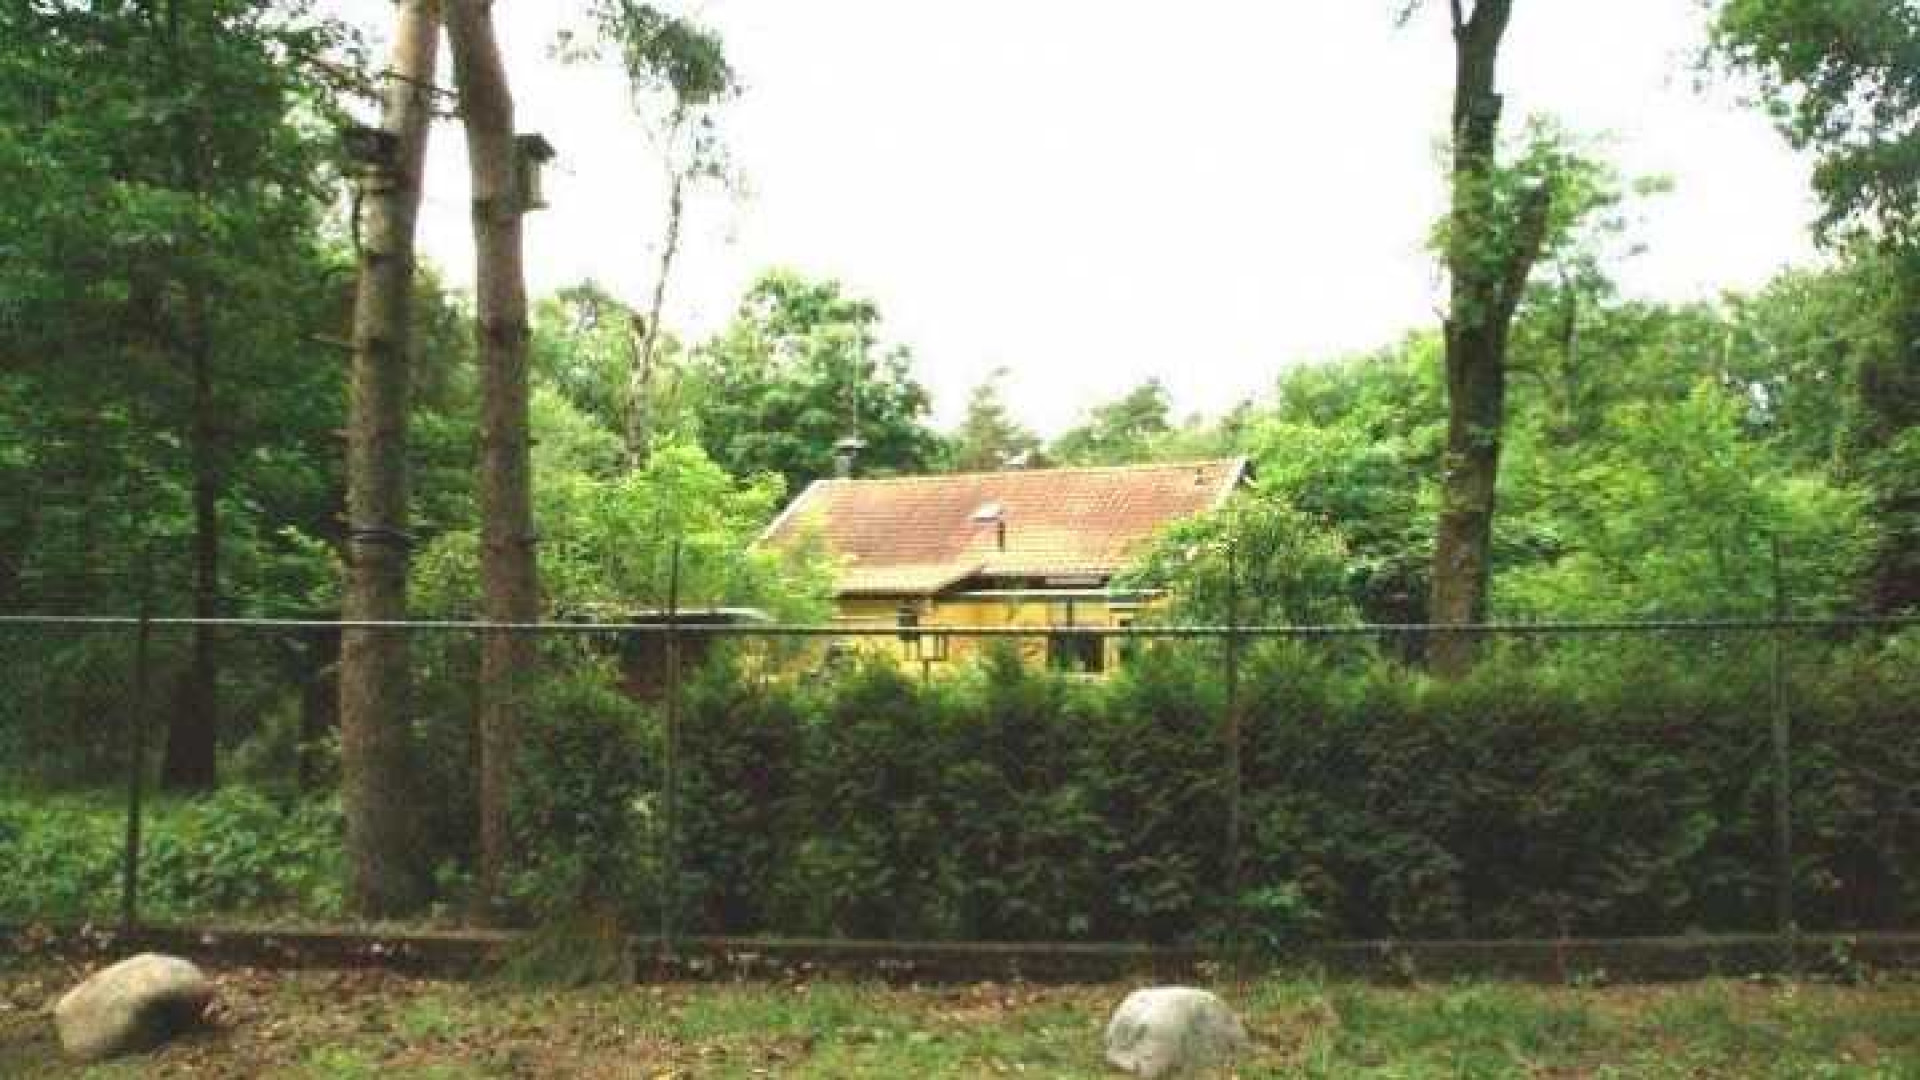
[322,0,1819,436]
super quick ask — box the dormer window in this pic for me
[971,501,1006,551]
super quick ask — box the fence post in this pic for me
[120,588,152,935]
[1223,535,1243,956]
[660,540,683,965]
[1770,535,1796,967]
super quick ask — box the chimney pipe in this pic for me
[833,436,867,479]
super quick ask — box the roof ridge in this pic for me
[820,458,1245,486]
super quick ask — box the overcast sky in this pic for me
[323,0,1819,436]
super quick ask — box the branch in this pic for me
[1450,0,1465,34]
[1495,181,1555,320]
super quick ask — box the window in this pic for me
[1114,616,1138,667]
[1047,629,1105,674]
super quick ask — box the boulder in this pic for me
[1103,986,1248,1077]
[52,953,214,1062]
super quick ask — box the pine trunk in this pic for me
[445,0,540,914]
[339,0,439,917]
[161,284,220,789]
[159,0,218,790]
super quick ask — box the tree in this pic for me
[339,0,439,918]
[444,0,541,912]
[1419,0,1551,674]
[1411,3,1628,671]
[1713,0,1920,611]
[0,0,352,779]
[1712,0,1920,246]
[1050,379,1174,465]
[1250,336,1447,625]
[1119,491,1355,628]
[1496,382,1876,620]
[949,367,1042,472]
[570,2,739,465]
[689,270,942,494]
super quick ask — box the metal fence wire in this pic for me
[1,611,1917,953]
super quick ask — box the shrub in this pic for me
[506,659,659,923]
[786,657,963,938]
[0,787,343,922]
[141,787,345,919]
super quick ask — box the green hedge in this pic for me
[648,634,1920,943]
[5,632,1914,942]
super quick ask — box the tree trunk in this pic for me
[1427,0,1549,676]
[627,150,687,466]
[161,284,219,790]
[445,0,540,914]
[339,0,438,917]
[159,0,218,789]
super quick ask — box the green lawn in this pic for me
[2,961,1917,1077]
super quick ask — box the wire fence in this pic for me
[2,611,1917,952]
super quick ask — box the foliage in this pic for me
[505,659,658,920]
[1049,379,1175,466]
[674,657,810,934]
[785,657,964,938]
[0,788,343,922]
[1497,381,1877,619]
[673,630,1920,943]
[947,367,1043,472]
[1713,0,1920,244]
[6,629,1918,943]
[688,270,944,494]
[1249,337,1446,624]
[1119,491,1357,627]
[1435,120,1652,319]
[413,403,833,621]
[0,0,356,621]
[573,1,737,109]
[1712,0,1920,612]
[530,283,680,439]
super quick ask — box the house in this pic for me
[760,458,1249,672]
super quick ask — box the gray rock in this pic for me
[1103,986,1249,1077]
[52,953,214,1062]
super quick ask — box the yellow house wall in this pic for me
[832,593,1139,672]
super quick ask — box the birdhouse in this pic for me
[340,125,399,178]
[515,134,555,210]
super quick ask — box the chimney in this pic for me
[833,436,868,479]
[971,501,1006,551]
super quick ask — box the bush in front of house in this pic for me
[651,629,1920,943]
[7,629,1913,943]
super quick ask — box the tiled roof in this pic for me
[760,459,1248,596]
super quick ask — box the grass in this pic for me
[2,959,1917,1077]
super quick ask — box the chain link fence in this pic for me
[2,613,1917,951]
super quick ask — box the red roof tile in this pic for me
[761,459,1248,595]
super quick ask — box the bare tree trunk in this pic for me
[445,0,540,914]
[340,0,439,917]
[1427,0,1549,676]
[627,147,687,466]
